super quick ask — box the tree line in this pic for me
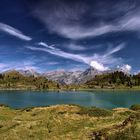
[1,70,140,90]
[85,71,140,89]
[0,71,60,90]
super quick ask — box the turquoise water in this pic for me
[0,90,140,109]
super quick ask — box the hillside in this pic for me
[1,70,140,90]
[44,70,82,85]
[0,70,60,90]
[85,71,140,89]
[43,67,133,85]
[0,104,140,140]
[43,67,108,85]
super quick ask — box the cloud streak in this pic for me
[32,0,140,40]
[26,42,125,71]
[27,43,88,64]
[0,60,40,73]
[66,43,87,51]
[0,63,7,72]
[0,23,32,41]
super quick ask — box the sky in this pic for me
[0,0,140,73]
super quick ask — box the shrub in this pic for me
[108,123,140,140]
[21,107,34,112]
[78,106,113,117]
[130,104,140,111]
[0,104,9,107]
[119,111,132,116]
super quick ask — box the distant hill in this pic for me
[0,70,59,90]
[84,71,137,89]
[1,68,140,90]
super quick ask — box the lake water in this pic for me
[0,90,140,109]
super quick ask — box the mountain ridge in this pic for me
[1,66,131,85]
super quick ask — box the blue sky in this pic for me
[0,0,140,73]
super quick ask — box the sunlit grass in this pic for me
[0,105,140,139]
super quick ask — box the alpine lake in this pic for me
[0,90,140,109]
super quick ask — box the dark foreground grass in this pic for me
[0,104,140,140]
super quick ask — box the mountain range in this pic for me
[2,67,130,85]
[43,67,128,84]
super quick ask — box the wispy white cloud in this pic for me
[26,42,125,71]
[47,62,59,65]
[26,45,88,64]
[66,43,86,51]
[117,64,132,73]
[0,63,7,72]
[0,60,39,73]
[32,1,140,40]
[0,23,32,41]
[22,61,40,71]
[104,44,125,57]
[135,70,140,75]
[90,61,109,71]
[39,41,86,51]
[89,44,124,71]
[38,42,57,50]
[34,15,140,40]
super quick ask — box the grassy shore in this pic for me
[0,104,140,140]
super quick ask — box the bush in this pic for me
[21,107,34,112]
[0,104,9,107]
[78,106,113,117]
[130,104,140,111]
[119,111,132,116]
[108,123,140,140]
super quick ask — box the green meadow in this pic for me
[0,104,140,140]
